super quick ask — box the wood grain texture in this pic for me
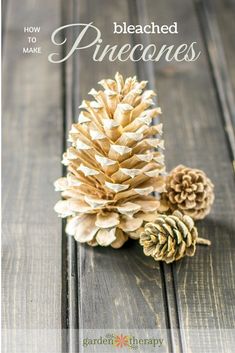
[1,0,8,46]
[214,0,235,97]
[68,1,172,351]
[2,0,63,352]
[142,0,235,352]
[195,0,235,163]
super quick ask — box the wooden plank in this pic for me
[2,0,64,352]
[195,0,235,164]
[141,0,235,352]
[129,1,184,352]
[66,0,174,351]
[1,0,8,45]
[214,0,235,96]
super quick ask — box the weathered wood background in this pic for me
[2,0,235,352]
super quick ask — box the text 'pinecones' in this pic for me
[162,165,214,220]
[140,210,199,263]
[54,73,166,248]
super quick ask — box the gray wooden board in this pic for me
[196,0,235,161]
[2,0,64,352]
[129,1,184,351]
[1,0,8,47]
[67,0,174,352]
[141,0,235,352]
[214,0,235,98]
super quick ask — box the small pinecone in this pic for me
[140,210,198,263]
[162,165,214,220]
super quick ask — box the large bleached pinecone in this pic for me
[162,165,214,220]
[140,210,209,263]
[54,72,167,248]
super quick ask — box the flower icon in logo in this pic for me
[114,334,130,348]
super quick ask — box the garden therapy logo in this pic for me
[82,333,164,349]
[114,335,130,348]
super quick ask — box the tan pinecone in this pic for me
[54,72,167,248]
[162,165,214,220]
[140,210,210,263]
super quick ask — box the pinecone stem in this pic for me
[196,237,211,246]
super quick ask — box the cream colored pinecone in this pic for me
[140,210,211,263]
[54,72,167,248]
[162,165,214,220]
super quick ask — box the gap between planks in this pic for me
[61,0,80,352]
